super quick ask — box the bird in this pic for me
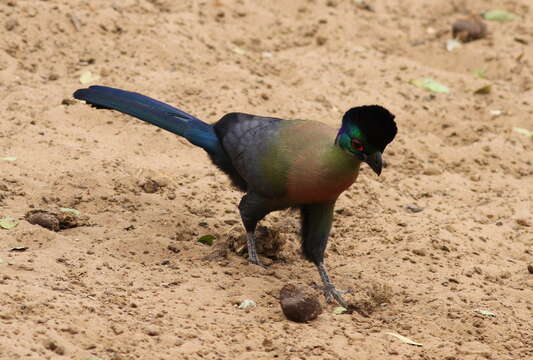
[73,85,397,307]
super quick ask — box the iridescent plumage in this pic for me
[73,86,397,307]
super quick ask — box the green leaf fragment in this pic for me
[483,10,517,22]
[385,332,423,346]
[59,207,81,216]
[474,308,496,317]
[0,217,19,230]
[513,127,533,137]
[1,157,17,162]
[198,234,216,246]
[473,68,487,79]
[410,78,450,94]
[332,306,348,314]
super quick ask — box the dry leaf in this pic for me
[59,207,81,216]
[231,47,246,55]
[332,306,347,314]
[474,84,491,94]
[410,78,450,94]
[0,217,19,230]
[385,332,423,346]
[474,309,496,317]
[483,10,517,22]
[513,127,533,137]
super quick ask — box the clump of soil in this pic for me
[25,209,84,231]
[228,226,286,259]
[349,281,393,317]
[279,284,322,322]
[203,241,229,261]
[452,16,487,42]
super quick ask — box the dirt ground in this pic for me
[1,0,532,359]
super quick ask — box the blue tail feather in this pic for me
[73,86,220,154]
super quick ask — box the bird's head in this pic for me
[335,105,397,175]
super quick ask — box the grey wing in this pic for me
[214,113,284,196]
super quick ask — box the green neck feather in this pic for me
[335,123,378,157]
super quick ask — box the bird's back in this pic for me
[214,113,360,204]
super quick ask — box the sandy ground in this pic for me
[1,0,532,359]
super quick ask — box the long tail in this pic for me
[73,85,220,154]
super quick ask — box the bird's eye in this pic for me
[351,139,364,152]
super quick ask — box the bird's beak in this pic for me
[365,152,382,176]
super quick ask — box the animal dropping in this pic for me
[280,284,322,322]
[452,16,487,42]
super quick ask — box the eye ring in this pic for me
[351,138,364,152]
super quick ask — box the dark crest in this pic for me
[342,105,397,152]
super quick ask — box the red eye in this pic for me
[351,139,364,152]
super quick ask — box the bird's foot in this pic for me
[311,282,350,308]
[245,231,268,268]
[248,258,269,269]
[324,286,349,308]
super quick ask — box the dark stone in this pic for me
[279,284,322,323]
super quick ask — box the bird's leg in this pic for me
[316,262,349,308]
[300,201,349,307]
[239,193,276,269]
[245,231,267,268]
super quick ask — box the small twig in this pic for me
[69,13,81,32]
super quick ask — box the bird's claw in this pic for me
[324,286,349,308]
[248,258,269,269]
[311,281,350,295]
[311,282,350,308]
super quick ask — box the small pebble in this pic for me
[44,340,65,355]
[4,19,18,31]
[405,205,423,213]
[238,299,256,310]
[145,326,160,336]
[316,36,327,46]
[446,39,461,52]
[527,264,533,274]
[516,218,530,227]
[141,179,160,193]
[412,248,426,257]
[167,245,180,254]
[61,98,77,106]
[223,218,239,225]
[423,167,442,176]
